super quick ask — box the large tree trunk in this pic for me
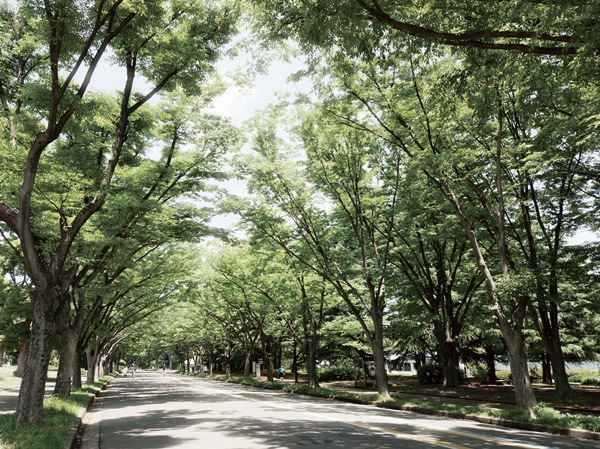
[440,341,460,388]
[243,347,253,378]
[16,339,28,378]
[86,345,98,383]
[97,354,106,379]
[262,336,274,382]
[72,345,83,390]
[541,353,552,384]
[305,338,319,388]
[371,317,390,398]
[531,304,571,397]
[292,339,299,384]
[300,278,321,388]
[15,294,56,426]
[440,178,537,417]
[224,341,232,380]
[499,314,536,418]
[53,329,79,397]
[434,322,460,388]
[485,345,497,383]
[547,337,570,396]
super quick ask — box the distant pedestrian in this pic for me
[278,366,284,381]
[162,364,166,376]
[132,364,136,378]
[122,366,128,377]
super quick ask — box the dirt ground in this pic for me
[323,376,600,413]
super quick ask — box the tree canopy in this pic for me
[1,0,599,427]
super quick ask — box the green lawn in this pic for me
[0,368,22,390]
[0,373,116,449]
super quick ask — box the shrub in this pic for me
[529,367,542,382]
[417,363,465,385]
[317,363,355,382]
[469,362,488,379]
[417,363,444,385]
[581,376,600,386]
[568,374,583,383]
[534,402,562,421]
[496,370,512,381]
[566,369,595,377]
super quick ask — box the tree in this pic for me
[0,0,238,425]
[251,0,600,56]
[389,169,484,387]
[239,103,403,397]
[249,0,600,417]
[50,88,239,397]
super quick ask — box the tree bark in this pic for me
[547,337,571,395]
[15,293,56,426]
[16,339,28,378]
[440,342,460,388]
[72,345,83,391]
[86,345,98,383]
[531,304,571,397]
[243,347,253,378]
[485,345,497,383]
[434,322,460,388]
[97,353,106,379]
[292,339,299,384]
[305,338,319,388]
[372,316,390,397]
[224,341,232,380]
[500,317,537,418]
[541,353,552,384]
[53,329,79,397]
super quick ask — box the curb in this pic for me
[194,375,600,443]
[64,375,116,449]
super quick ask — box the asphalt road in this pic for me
[80,371,600,449]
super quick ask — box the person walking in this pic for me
[279,366,284,381]
[162,364,166,376]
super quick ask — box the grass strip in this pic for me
[0,373,116,449]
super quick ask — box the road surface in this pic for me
[80,371,600,449]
